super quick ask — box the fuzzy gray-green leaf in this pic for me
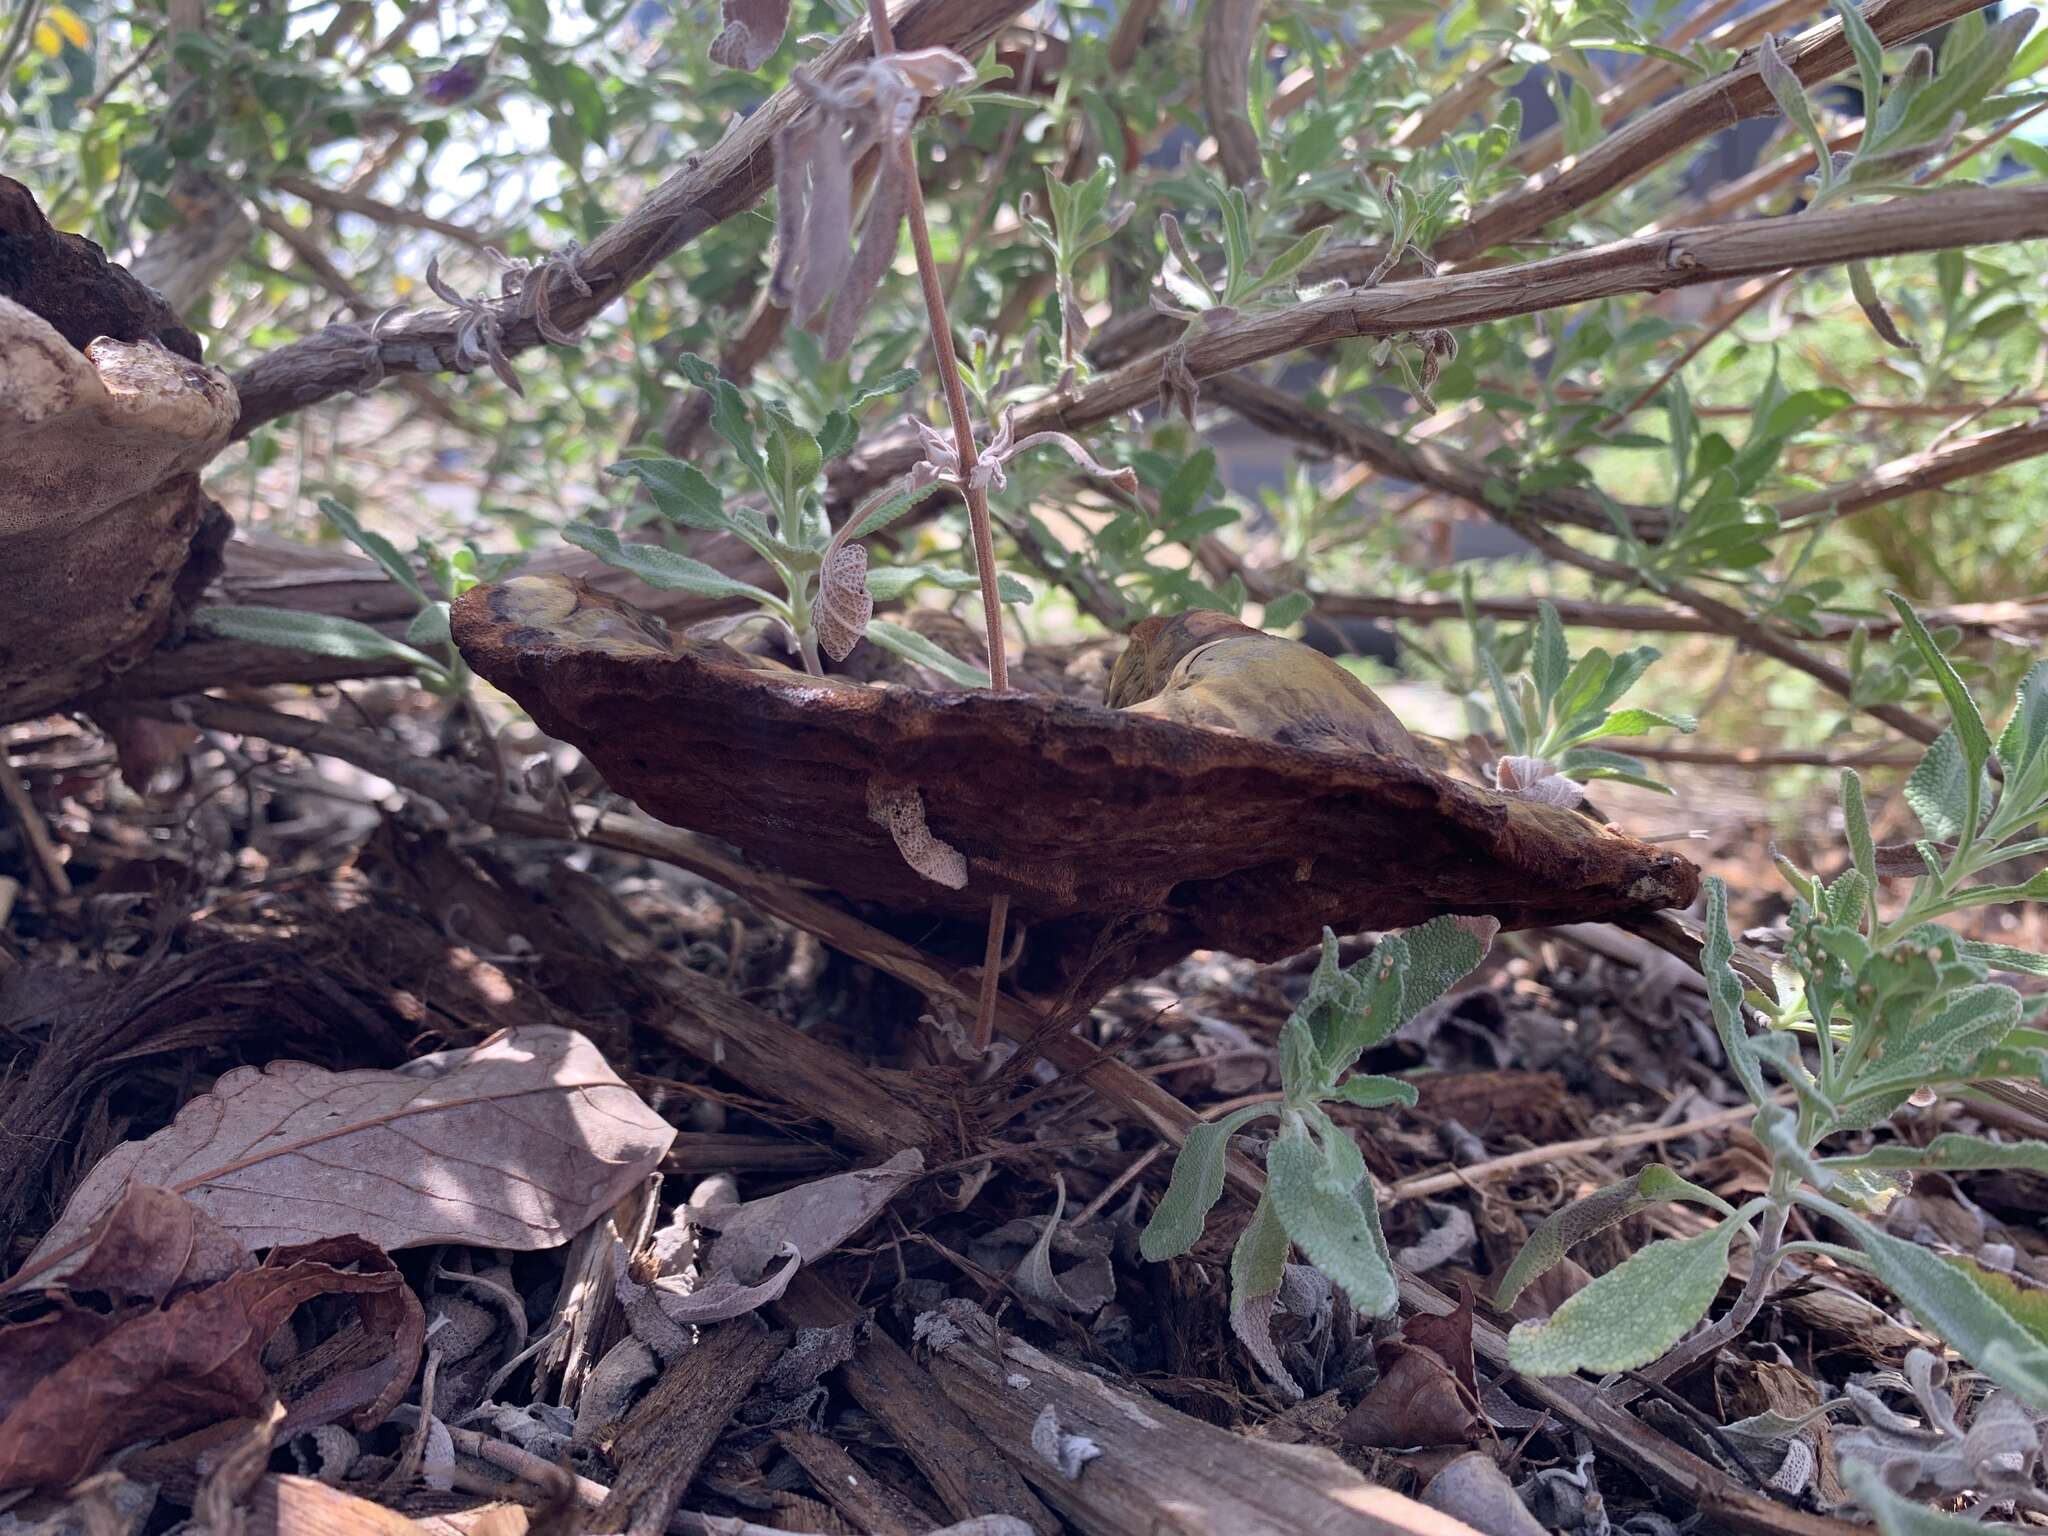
[1507,1220,1740,1376]
[1845,1217,2048,1410]
[1139,1104,1271,1261]
[1267,1117,1398,1318]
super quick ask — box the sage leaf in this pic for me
[1507,1219,1740,1376]
[1138,1104,1272,1262]
[1845,1217,2048,1410]
[1493,1163,1724,1311]
[1888,593,1993,774]
[1267,1116,1398,1318]
[191,606,447,681]
[562,523,782,604]
[1703,878,1770,1105]
[1822,1132,2048,1178]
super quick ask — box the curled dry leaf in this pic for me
[815,540,874,664]
[0,1192,422,1492]
[15,1026,675,1282]
[1201,0,1263,189]
[867,781,970,890]
[770,48,973,358]
[707,0,791,71]
[694,1149,925,1284]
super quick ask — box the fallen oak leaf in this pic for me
[0,1231,421,1491]
[12,1026,675,1287]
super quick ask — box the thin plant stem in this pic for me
[863,0,1011,1053]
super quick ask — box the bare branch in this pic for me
[269,173,498,252]
[839,185,2048,502]
[1311,590,2048,643]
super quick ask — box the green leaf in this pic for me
[606,459,729,533]
[1266,1115,1398,1318]
[1888,592,1993,774]
[318,497,426,602]
[1704,878,1770,1105]
[1573,707,1698,743]
[191,605,446,679]
[1506,1219,1740,1376]
[1532,600,1570,715]
[1997,659,2048,781]
[1159,449,1217,524]
[1254,225,1332,296]
[1832,0,1890,136]
[1331,1073,1419,1109]
[844,484,927,544]
[1958,940,2048,977]
[1493,1163,1729,1310]
[405,602,452,648]
[1847,982,2024,1100]
[1139,1104,1274,1261]
[764,406,822,521]
[1905,729,1976,843]
[1844,1217,2048,1409]
[1822,1132,2048,1178]
[674,353,767,485]
[849,366,921,409]
[1757,33,1831,172]
[863,618,990,688]
[1841,768,1876,911]
[816,410,857,461]
[1262,591,1312,631]
[1484,647,1527,754]
[1397,914,1499,1023]
[562,523,782,604]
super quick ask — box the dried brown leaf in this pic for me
[707,0,791,71]
[694,1149,924,1284]
[825,150,911,361]
[1202,0,1263,188]
[815,540,873,664]
[17,1026,675,1276]
[0,1233,421,1491]
[1338,1344,1478,1449]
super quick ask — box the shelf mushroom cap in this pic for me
[454,574,1699,975]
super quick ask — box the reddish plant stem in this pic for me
[864,0,1011,1054]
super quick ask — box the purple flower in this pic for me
[423,59,482,106]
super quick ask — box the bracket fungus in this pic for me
[455,574,1700,987]
[1,178,236,723]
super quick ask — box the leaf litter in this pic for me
[4,702,2048,1532]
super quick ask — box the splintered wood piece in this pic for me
[587,1321,786,1533]
[771,1271,1061,1535]
[774,1428,928,1536]
[453,576,1699,987]
[920,1302,1484,1536]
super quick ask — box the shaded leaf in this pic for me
[563,522,782,604]
[20,1027,675,1270]
[697,1150,923,1284]
[0,1232,422,1492]
[1267,1117,1397,1318]
[1140,1104,1272,1261]
[191,606,445,679]
[1493,1163,1720,1310]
